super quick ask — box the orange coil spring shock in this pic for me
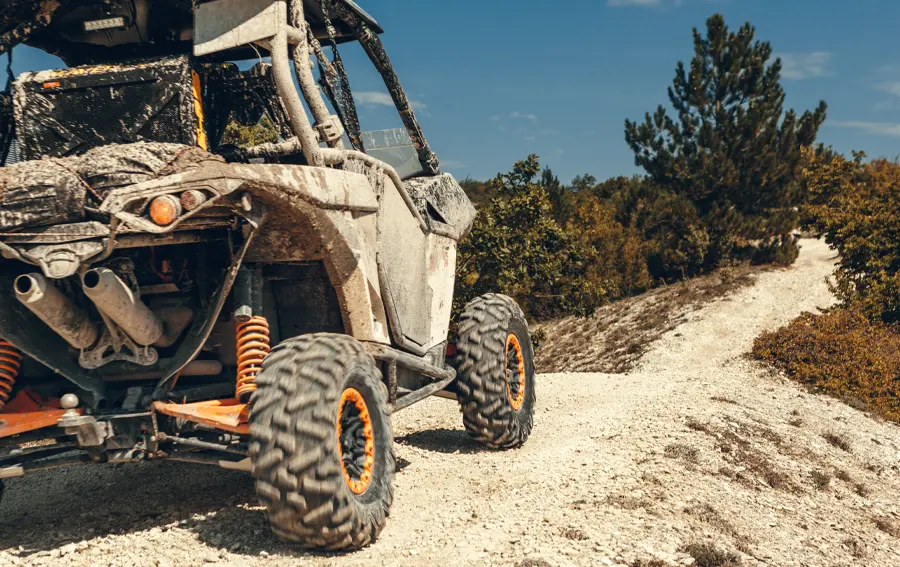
[0,340,22,411]
[236,317,271,402]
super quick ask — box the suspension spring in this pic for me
[236,317,270,403]
[0,340,22,411]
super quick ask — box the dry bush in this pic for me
[809,470,831,490]
[680,542,742,567]
[822,432,852,453]
[664,443,700,464]
[874,516,900,538]
[752,308,900,423]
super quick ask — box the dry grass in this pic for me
[809,470,831,490]
[664,443,700,464]
[680,542,742,567]
[822,432,852,453]
[534,266,759,373]
[874,516,900,537]
[687,418,799,492]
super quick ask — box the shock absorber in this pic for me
[236,317,270,402]
[234,265,270,403]
[0,340,22,411]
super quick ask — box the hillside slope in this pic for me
[2,239,900,567]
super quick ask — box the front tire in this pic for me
[248,333,394,550]
[455,294,536,449]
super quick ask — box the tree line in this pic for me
[455,14,829,320]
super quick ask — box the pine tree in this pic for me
[624,13,827,267]
[540,166,570,224]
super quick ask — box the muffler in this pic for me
[15,273,99,349]
[81,268,163,346]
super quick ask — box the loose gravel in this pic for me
[3,239,899,567]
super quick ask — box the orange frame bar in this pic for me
[0,389,78,439]
[152,398,250,435]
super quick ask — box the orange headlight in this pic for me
[149,195,183,226]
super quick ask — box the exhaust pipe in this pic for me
[82,268,163,346]
[15,273,99,349]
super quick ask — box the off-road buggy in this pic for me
[0,0,535,550]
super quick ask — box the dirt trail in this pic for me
[3,239,900,567]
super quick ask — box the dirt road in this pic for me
[3,238,900,567]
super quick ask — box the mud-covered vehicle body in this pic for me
[0,0,535,549]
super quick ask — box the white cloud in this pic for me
[510,111,538,122]
[607,0,660,5]
[355,91,428,112]
[441,159,467,170]
[779,52,833,80]
[875,82,900,97]
[354,91,393,106]
[832,120,900,137]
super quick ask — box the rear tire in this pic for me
[455,294,536,449]
[248,333,394,550]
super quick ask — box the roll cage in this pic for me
[0,0,439,178]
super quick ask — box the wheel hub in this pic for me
[505,334,526,411]
[337,387,375,495]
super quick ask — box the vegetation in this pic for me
[801,152,900,324]
[454,155,604,320]
[456,14,830,323]
[753,309,900,423]
[753,152,900,425]
[221,115,280,148]
[625,14,826,268]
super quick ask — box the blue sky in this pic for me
[12,0,900,183]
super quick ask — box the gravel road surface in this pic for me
[3,239,900,567]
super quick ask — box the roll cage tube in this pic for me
[323,0,440,176]
[0,0,440,177]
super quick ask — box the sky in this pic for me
[11,0,900,183]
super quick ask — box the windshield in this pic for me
[361,128,421,179]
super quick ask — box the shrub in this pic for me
[752,308,900,423]
[568,193,651,298]
[454,155,605,320]
[613,178,709,281]
[802,153,900,323]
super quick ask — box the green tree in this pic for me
[459,177,492,209]
[221,115,280,148]
[455,155,604,319]
[624,13,827,267]
[540,166,572,224]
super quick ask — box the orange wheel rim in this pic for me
[505,334,526,411]
[336,388,375,495]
